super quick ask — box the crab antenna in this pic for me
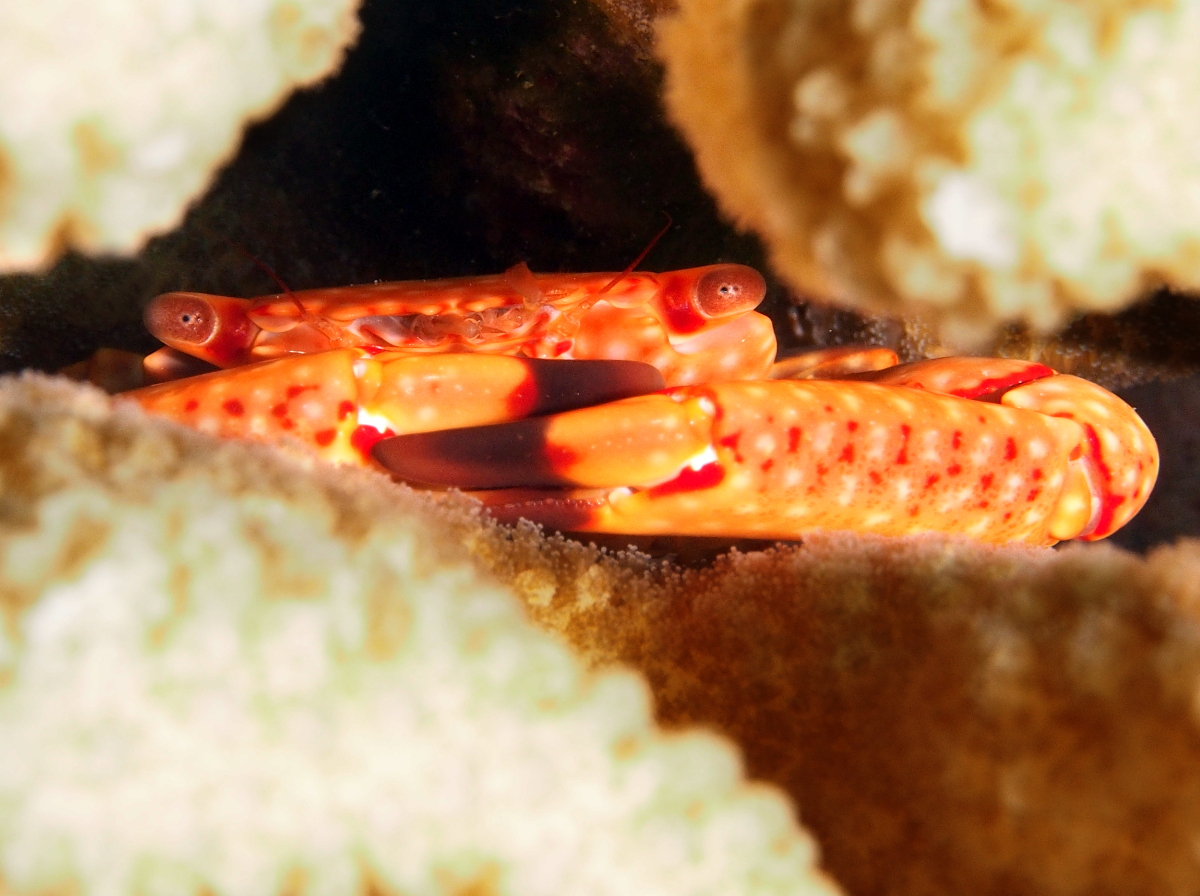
[226,241,305,316]
[597,212,674,296]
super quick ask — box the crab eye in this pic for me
[144,294,216,345]
[694,265,766,317]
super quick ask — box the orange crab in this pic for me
[121,265,1159,546]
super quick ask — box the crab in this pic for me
[114,263,1158,546]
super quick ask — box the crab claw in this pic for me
[374,375,1157,545]
[851,358,1159,540]
[127,351,665,468]
[999,374,1158,540]
[373,391,711,489]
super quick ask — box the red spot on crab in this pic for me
[948,365,1055,400]
[718,431,743,461]
[660,279,706,334]
[787,427,801,452]
[350,424,395,461]
[222,399,244,416]
[947,463,962,476]
[505,371,538,418]
[1080,423,1125,536]
[1005,438,1018,460]
[647,462,725,498]
[184,399,198,412]
[338,400,355,421]
[952,430,962,450]
[896,424,911,464]
[314,429,336,447]
[287,385,317,399]
[545,443,581,474]
[839,444,855,463]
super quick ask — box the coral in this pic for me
[463,518,1200,895]
[659,0,1200,344]
[0,374,837,896]
[0,0,360,271]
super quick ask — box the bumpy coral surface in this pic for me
[0,375,838,896]
[463,520,1200,895]
[659,0,1200,343]
[0,0,360,271]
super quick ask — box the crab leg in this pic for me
[769,346,900,380]
[125,350,664,469]
[373,371,1158,545]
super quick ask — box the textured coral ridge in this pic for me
[0,376,837,896]
[0,0,360,271]
[659,0,1200,343]
[465,524,1200,895]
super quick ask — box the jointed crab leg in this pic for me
[372,359,1158,545]
[126,349,664,468]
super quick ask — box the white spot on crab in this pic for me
[357,406,396,433]
[970,435,994,467]
[920,429,942,463]
[729,470,755,492]
[811,422,837,454]
[938,487,973,512]
[840,392,864,414]
[966,517,993,536]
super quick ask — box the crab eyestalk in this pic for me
[691,265,768,318]
[571,264,777,385]
[144,293,262,368]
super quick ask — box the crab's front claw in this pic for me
[373,391,714,489]
[128,351,665,467]
[1000,374,1159,540]
[375,375,1158,545]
